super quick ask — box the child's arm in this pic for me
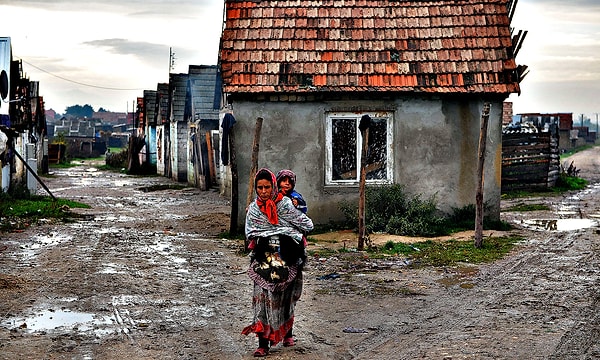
[291,190,308,214]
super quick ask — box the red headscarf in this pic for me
[255,168,284,224]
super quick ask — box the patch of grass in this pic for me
[504,202,551,212]
[108,147,126,154]
[501,189,562,199]
[95,164,127,172]
[375,235,523,267]
[49,161,80,169]
[0,193,90,232]
[560,145,594,160]
[554,174,587,191]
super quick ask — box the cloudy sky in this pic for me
[1,0,599,119]
[1,0,224,114]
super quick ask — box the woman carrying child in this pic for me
[242,168,313,357]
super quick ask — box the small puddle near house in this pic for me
[437,266,478,289]
[522,218,597,232]
[21,233,72,260]
[2,308,113,333]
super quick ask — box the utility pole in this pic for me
[169,47,176,73]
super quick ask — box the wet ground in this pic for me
[1,147,600,359]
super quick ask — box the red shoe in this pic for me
[283,337,295,347]
[253,347,269,357]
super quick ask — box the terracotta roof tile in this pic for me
[220,0,523,95]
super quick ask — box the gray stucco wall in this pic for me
[230,97,503,227]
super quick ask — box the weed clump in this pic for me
[555,161,587,191]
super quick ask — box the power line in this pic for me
[17,58,145,91]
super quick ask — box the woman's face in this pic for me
[278,177,292,194]
[256,179,273,201]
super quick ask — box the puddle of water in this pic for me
[99,263,127,274]
[29,233,72,250]
[19,233,73,260]
[149,242,173,253]
[3,308,113,333]
[93,227,122,235]
[93,215,137,222]
[437,266,478,288]
[114,179,133,187]
[555,204,579,217]
[522,218,597,232]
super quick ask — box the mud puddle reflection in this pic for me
[520,182,600,232]
[522,218,597,232]
[2,306,113,335]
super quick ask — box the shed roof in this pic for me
[188,65,220,122]
[219,0,523,96]
[169,74,188,122]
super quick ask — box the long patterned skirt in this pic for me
[241,267,303,345]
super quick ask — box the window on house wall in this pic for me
[325,112,393,185]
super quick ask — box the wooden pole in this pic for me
[229,127,239,237]
[358,115,371,251]
[194,133,206,190]
[246,117,263,208]
[12,148,56,200]
[474,102,491,248]
[205,131,215,185]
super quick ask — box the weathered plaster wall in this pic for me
[231,97,503,226]
[170,122,189,182]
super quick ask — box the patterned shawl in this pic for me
[245,196,313,244]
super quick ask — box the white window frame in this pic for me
[325,111,394,186]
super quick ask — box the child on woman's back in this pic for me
[276,169,307,214]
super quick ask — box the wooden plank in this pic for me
[205,131,215,185]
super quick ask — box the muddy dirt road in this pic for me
[1,147,600,360]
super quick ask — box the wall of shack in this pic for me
[227,96,503,227]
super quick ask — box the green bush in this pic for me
[339,184,446,237]
[339,185,511,237]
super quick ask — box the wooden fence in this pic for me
[501,132,560,192]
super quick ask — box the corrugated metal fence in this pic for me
[501,132,560,192]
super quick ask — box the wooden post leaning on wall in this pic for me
[246,117,263,208]
[475,102,491,248]
[229,126,239,237]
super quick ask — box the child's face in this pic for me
[279,177,293,194]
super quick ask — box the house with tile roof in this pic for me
[218,0,526,226]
